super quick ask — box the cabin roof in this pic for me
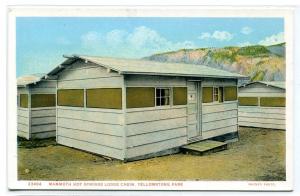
[239,81,286,90]
[47,55,246,79]
[17,73,45,87]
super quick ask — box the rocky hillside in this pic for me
[143,43,285,81]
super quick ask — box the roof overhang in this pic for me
[46,54,248,80]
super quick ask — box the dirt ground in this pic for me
[18,127,286,181]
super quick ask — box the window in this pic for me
[86,88,122,109]
[173,87,187,105]
[260,97,285,107]
[202,87,213,103]
[238,97,259,106]
[213,87,219,102]
[126,87,155,108]
[31,94,56,108]
[57,89,84,107]
[20,94,28,108]
[219,87,224,102]
[224,86,237,101]
[156,88,170,106]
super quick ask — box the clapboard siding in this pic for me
[18,124,29,139]
[18,115,29,125]
[58,108,124,125]
[202,101,238,136]
[17,80,57,139]
[238,81,286,130]
[126,107,186,124]
[30,107,56,134]
[59,64,120,81]
[202,125,237,139]
[125,105,188,159]
[31,131,56,139]
[238,106,285,130]
[57,106,125,159]
[58,76,123,89]
[17,107,30,139]
[31,124,56,133]
[202,110,237,123]
[238,92,285,97]
[31,108,56,117]
[238,106,285,114]
[58,61,123,89]
[126,116,187,136]
[125,75,186,87]
[239,116,285,125]
[127,127,186,148]
[58,127,123,149]
[57,116,123,137]
[31,116,56,126]
[202,102,238,114]
[239,111,285,119]
[126,136,186,159]
[203,118,237,132]
[18,108,29,118]
[18,130,29,139]
[57,136,124,160]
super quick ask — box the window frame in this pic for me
[155,87,172,107]
[213,87,219,102]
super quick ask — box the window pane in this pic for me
[219,87,224,102]
[238,97,258,106]
[260,97,285,107]
[87,88,122,109]
[156,97,161,106]
[163,89,170,96]
[127,87,155,108]
[20,94,28,108]
[202,87,213,103]
[165,97,170,105]
[57,89,84,107]
[173,87,187,105]
[156,88,161,97]
[31,94,56,108]
[224,86,237,101]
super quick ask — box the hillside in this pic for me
[143,43,285,81]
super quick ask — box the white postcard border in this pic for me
[7,6,294,191]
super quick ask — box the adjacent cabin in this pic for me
[17,74,57,139]
[238,81,286,130]
[46,55,245,161]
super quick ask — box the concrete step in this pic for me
[181,140,227,156]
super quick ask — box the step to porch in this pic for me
[181,140,227,156]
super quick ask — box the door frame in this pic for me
[187,80,202,142]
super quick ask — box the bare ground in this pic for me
[18,127,286,181]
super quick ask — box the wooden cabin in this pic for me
[46,55,245,161]
[238,81,286,130]
[17,74,57,139]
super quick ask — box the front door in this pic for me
[187,81,202,141]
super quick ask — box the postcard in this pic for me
[7,6,294,191]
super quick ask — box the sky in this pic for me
[16,17,284,77]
